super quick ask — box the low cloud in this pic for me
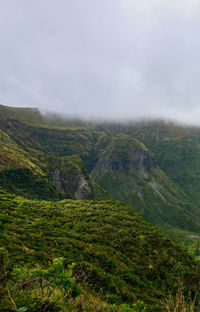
[1,0,200,124]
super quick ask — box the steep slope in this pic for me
[1,105,200,309]
[91,133,200,233]
[0,116,108,201]
[0,189,199,311]
[1,104,200,253]
[0,104,45,126]
[128,121,200,207]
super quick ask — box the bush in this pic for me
[0,256,82,312]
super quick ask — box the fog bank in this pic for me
[1,1,200,124]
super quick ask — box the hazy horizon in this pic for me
[1,1,200,124]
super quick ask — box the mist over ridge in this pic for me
[2,102,200,129]
[1,0,200,125]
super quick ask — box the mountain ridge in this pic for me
[1,104,200,310]
[1,104,200,251]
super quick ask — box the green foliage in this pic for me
[1,105,200,310]
[0,189,199,310]
[0,255,81,312]
[2,104,200,245]
[120,301,146,312]
[0,168,62,200]
[11,257,79,294]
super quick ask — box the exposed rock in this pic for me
[52,168,62,191]
[52,168,91,199]
[149,181,166,201]
[137,191,145,203]
[93,150,155,176]
[74,175,91,199]
[97,152,123,172]
[128,151,155,172]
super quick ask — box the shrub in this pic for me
[0,256,82,312]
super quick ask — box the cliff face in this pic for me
[91,134,200,233]
[92,134,155,179]
[95,150,155,173]
[44,154,109,201]
[52,168,91,199]
[128,150,156,172]
[92,133,155,175]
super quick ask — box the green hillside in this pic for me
[91,133,200,233]
[0,189,199,311]
[128,121,200,207]
[1,105,200,254]
[0,111,109,201]
[1,104,200,310]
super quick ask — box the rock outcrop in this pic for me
[92,148,155,176]
[52,164,91,200]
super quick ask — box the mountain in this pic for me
[1,105,200,252]
[0,106,200,245]
[128,121,200,208]
[1,104,200,310]
[91,132,200,233]
[0,105,109,201]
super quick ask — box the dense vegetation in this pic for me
[2,105,200,243]
[1,104,200,310]
[0,189,199,311]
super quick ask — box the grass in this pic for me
[0,189,200,311]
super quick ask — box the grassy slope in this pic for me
[1,104,200,253]
[1,106,200,309]
[91,133,200,235]
[127,121,200,205]
[0,189,199,311]
[0,110,108,201]
[123,122,200,252]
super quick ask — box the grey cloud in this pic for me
[1,0,200,124]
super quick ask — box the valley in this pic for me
[0,104,200,311]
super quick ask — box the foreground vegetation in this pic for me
[0,189,200,311]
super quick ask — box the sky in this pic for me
[1,0,200,123]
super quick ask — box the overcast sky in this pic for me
[1,0,200,123]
